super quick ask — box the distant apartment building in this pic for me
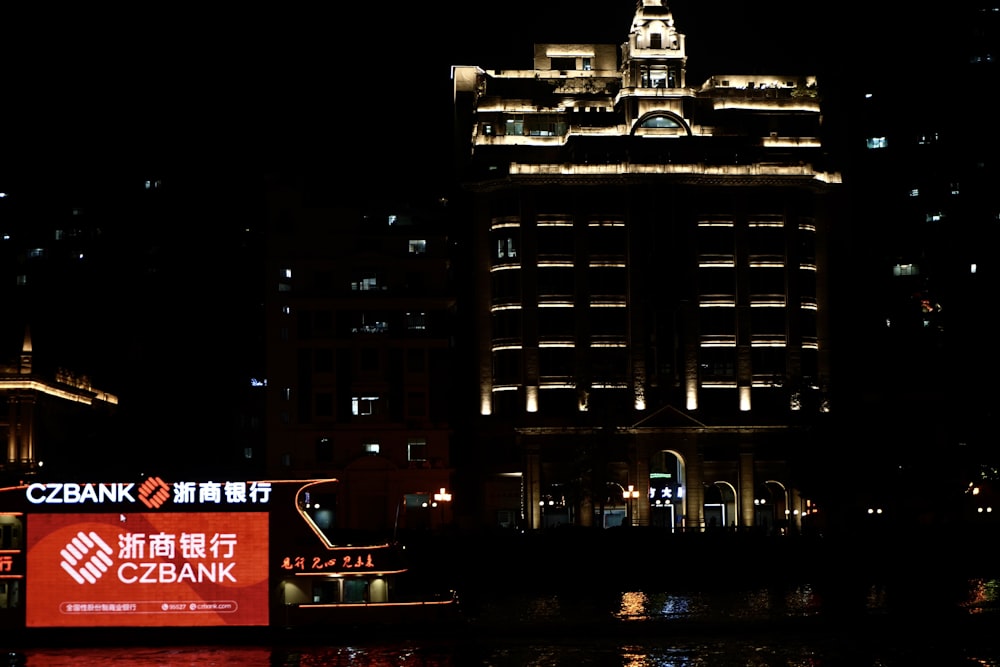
[452,0,842,532]
[843,5,1000,521]
[262,181,458,535]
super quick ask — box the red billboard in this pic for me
[26,513,269,627]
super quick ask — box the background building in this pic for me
[452,0,843,532]
[261,179,458,535]
[0,172,263,478]
[840,5,1000,527]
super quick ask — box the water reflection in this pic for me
[14,578,1000,666]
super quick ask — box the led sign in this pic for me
[27,513,269,627]
[25,477,271,508]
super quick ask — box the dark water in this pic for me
[12,576,1000,665]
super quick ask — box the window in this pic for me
[497,237,517,259]
[314,392,333,417]
[407,392,427,417]
[360,348,379,370]
[700,349,736,378]
[582,58,592,71]
[352,274,379,291]
[866,137,888,149]
[893,263,919,277]
[406,312,427,331]
[406,348,426,373]
[408,239,427,254]
[282,387,291,401]
[316,437,333,463]
[550,57,575,70]
[649,33,662,49]
[363,441,380,455]
[315,349,333,372]
[640,115,681,128]
[353,315,388,334]
[352,396,379,416]
[407,438,427,462]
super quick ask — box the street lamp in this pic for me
[623,484,639,525]
[433,487,452,530]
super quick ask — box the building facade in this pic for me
[453,0,842,532]
[262,181,458,536]
[841,5,1000,525]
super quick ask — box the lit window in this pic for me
[282,387,291,401]
[352,396,379,416]
[282,306,291,315]
[363,441,380,455]
[388,215,397,226]
[406,312,427,331]
[409,239,427,254]
[909,188,919,197]
[893,263,919,277]
[497,238,517,259]
[16,275,27,285]
[971,263,978,274]
[283,268,292,278]
[950,182,960,196]
[866,137,888,149]
[353,316,388,334]
[582,58,592,71]
[28,248,44,258]
[352,275,378,291]
[407,438,427,462]
[640,115,681,129]
[925,212,944,222]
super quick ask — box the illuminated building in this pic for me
[452,1,842,531]
[261,182,457,535]
[1,327,117,479]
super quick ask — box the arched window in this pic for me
[640,114,681,129]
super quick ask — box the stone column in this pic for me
[739,448,755,528]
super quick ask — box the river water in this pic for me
[12,575,1000,665]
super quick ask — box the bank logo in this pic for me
[137,476,171,509]
[59,531,115,585]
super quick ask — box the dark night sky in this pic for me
[3,1,858,201]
